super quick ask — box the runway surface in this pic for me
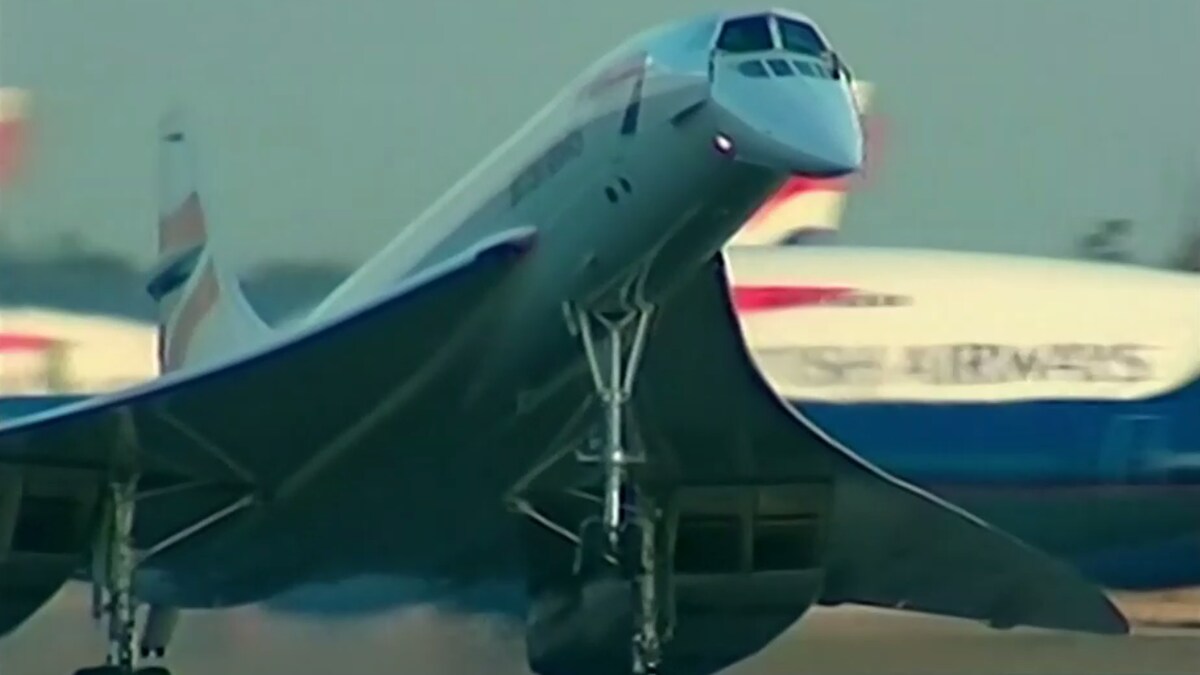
[3,584,1198,675]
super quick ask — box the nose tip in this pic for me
[711,66,864,178]
[790,111,863,178]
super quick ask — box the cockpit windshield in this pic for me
[715,15,773,53]
[714,12,842,80]
[715,13,831,59]
[776,18,827,56]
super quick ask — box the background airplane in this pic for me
[730,245,1200,591]
[710,70,1200,594]
[0,10,1126,675]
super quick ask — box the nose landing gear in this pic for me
[570,305,669,675]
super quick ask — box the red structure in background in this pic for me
[0,88,31,187]
[740,114,887,236]
[0,333,55,352]
[0,331,63,393]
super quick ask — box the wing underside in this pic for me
[505,253,1128,675]
[493,253,1125,675]
[636,254,1128,636]
[0,228,535,480]
[0,228,535,637]
[0,236,1126,650]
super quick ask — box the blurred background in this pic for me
[3,0,1199,390]
[3,0,1199,307]
[2,1,1200,673]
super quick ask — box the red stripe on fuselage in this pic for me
[732,285,856,312]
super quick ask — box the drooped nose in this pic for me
[711,60,863,178]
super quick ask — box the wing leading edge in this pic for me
[0,227,536,482]
[636,254,1128,636]
[0,227,535,637]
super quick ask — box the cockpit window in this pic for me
[777,18,827,56]
[716,15,774,53]
[792,60,831,79]
[766,59,794,77]
[736,60,769,78]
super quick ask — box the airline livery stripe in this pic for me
[165,259,218,371]
[147,245,204,301]
[733,285,856,312]
[160,192,206,255]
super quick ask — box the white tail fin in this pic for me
[148,110,268,373]
[729,81,880,246]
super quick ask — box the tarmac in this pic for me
[2,585,1198,675]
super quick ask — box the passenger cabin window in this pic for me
[716,15,774,53]
[777,18,827,57]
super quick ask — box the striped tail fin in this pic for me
[148,110,268,373]
[729,81,881,246]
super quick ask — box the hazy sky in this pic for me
[1,0,1197,273]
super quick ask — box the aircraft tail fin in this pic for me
[729,81,879,246]
[148,110,268,373]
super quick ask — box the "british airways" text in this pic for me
[759,343,1155,387]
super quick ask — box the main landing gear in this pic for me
[75,478,172,675]
[570,305,670,675]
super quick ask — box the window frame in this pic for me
[712,14,777,54]
[775,16,829,57]
[736,60,770,78]
[766,58,794,77]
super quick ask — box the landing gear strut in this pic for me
[572,305,668,675]
[76,477,170,675]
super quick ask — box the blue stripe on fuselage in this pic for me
[790,378,1200,589]
[791,376,1200,485]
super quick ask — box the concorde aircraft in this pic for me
[256,111,1200,618]
[0,10,1125,675]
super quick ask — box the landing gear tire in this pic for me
[570,305,668,675]
[575,518,610,579]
